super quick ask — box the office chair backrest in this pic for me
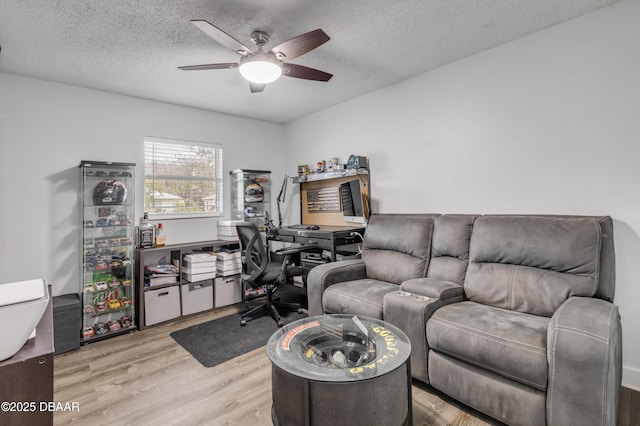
[235,222,268,283]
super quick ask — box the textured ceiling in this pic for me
[0,0,619,123]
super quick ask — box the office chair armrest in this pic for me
[274,246,316,285]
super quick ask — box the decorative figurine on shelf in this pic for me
[328,157,340,171]
[298,164,311,176]
[316,160,327,172]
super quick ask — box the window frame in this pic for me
[144,136,223,220]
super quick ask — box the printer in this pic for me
[0,279,50,361]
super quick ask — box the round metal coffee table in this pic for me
[267,314,412,426]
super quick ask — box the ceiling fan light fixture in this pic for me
[239,54,282,84]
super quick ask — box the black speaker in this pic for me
[53,294,81,354]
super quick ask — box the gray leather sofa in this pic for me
[307,213,622,426]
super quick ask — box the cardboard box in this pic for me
[216,250,241,261]
[216,258,242,271]
[183,253,216,263]
[182,271,217,282]
[183,252,216,276]
[216,250,242,276]
[182,262,216,274]
[217,220,243,239]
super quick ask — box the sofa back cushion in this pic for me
[427,214,477,284]
[362,214,437,285]
[465,216,601,316]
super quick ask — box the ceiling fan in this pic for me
[179,20,333,93]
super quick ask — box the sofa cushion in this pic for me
[427,301,549,391]
[427,214,476,284]
[361,214,437,285]
[428,351,547,426]
[322,279,399,319]
[465,216,601,316]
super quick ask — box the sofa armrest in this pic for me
[547,296,622,426]
[400,277,464,300]
[384,278,465,383]
[306,259,367,316]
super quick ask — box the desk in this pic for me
[270,225,365,262]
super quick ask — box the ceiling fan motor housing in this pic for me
[239,52,282,84]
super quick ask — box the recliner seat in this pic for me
[308,213,438,317]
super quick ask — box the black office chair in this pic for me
[235,222,307,327]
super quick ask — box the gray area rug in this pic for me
[171,310,307,368]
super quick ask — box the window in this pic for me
[144,137,223,219]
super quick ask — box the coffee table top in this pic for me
[266,314,411,382]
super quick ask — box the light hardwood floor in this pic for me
[53,306,501,425]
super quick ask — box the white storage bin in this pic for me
[181,280,214,315]
[145,286,181,326]
[215,275,243,307]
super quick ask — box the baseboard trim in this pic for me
[623,366,640,392]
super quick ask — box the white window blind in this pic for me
[144,137,223,219]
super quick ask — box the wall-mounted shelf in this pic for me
[291,167,368,184]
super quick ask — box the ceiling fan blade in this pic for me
[283,63,333,82]
[269,29,330,60]
[178,62,238,71]
[250,82,266,93]
[191,20,253,55]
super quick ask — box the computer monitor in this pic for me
[340,180,367,225]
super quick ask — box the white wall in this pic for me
[285,0,640,389]
[0,73,285,297]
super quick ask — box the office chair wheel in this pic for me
[298,308,304,314]
[277,321,283,327]
[240,319,247,326]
